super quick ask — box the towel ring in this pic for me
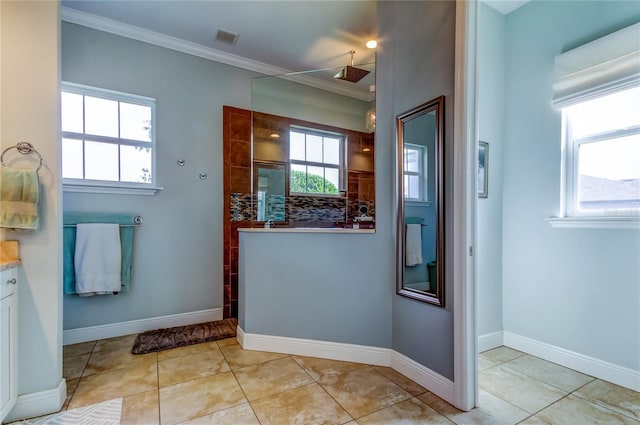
[1,142,44,171]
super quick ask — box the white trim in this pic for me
[391,350,455,403]
[63,183,163,196]
[546,216,640,229]
[4,379,66,423]
[478,331,504,353]
[60,7,372,102]
[63,308,223,345]
[239,327,391,366]
[238,327,457,406]
[452,0,478,412]
[504,331,640,392]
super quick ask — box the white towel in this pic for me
[405,223,423,267]
[74,223,122,296]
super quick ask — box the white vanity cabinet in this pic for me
[0,266,18,422]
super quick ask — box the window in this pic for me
[403,143,427,202]
[61,82,157,193]
[563,86,640,216]
[289,127,343,195]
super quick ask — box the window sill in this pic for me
[63,182,163,196]
[546,216,640,229]
[405,200,433,207]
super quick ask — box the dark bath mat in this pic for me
[131,318,237,354]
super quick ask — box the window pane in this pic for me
[306,134,323,163]
[120,103,152,142]
[405,148,420,173]
[61,92,83,133]
[307,165,325,193]
[120,145,152,183]
[323,137,340,165]
[578,134,640,210]
[85,96,118,137]
[85,141,118,181]
[62,138,84,179]
[408,175,421,199]
[290,163,307,192]
[290,131,306,161]
[325,167,339,194]
[568,86,640,139]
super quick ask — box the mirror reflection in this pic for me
[396,96,444,306]
[251,69,375,229]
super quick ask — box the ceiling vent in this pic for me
[215,29,239,45]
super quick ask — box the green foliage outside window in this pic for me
[290,169,339,195]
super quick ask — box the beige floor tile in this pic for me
[319,367,412,419]
[420,389,529,425]
[501,355,594,393]
[217,337,239,347]
[63,341,96,358]
[63,353,90,380]
[479,365,567,414]
[83,347,157,376]
[372,366,427,396]
[250,382,352,425]
[93,334,138,353]
[574,379,640,421]
[537,394,639,425]
[480,347,525,364]
[479,356,499,372]
[293,355,367,381]
[179,402,260,425]
[158,341,220,362]
[357,397,454,424]
[234,357,314,401]
[121,390,159,425]
[68,361,157,409]
[517,416,551,424]
[219,344,287,370]
[159,349,230,387]
[159,371,246,425]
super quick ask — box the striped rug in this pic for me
[12,398,122,425]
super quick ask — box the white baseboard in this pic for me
[238,327,456,406]
[4,379,66,423]
[391,350,455,403]
[504,331,640,392]
[63,308,223,345]
[239,327,391,366]
[478,331,504,353]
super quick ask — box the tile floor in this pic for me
[60,336,640,425]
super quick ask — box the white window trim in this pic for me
[403,143,429,203]
[61,82,160,195]
[549,23,640,229]
[289,127,345,196]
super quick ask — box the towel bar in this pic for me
[1,142,43,171]
[63,216,143,227]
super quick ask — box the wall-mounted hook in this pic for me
[199,172,207,180]
[177,159,185,166]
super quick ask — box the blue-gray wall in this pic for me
[383,1,456,380]
[502,2,640,371]
[61,22,257,329]
[476,3,506,341]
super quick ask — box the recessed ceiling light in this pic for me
[366,40,378,49]
[269,133,280,139]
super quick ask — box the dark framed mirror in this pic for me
[396,96,445,306]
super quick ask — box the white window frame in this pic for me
[61,82,162,195]
[403,143,429,204]
[289,126,345,196]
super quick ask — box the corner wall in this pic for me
[1,0,63,418]
[502,1,640,377]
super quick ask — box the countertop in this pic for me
[0,240,21,270]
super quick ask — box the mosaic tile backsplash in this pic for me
[229,193,375,225]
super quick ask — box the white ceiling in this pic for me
[61,1,378,100]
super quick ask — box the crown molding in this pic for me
[60,7,373,102]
